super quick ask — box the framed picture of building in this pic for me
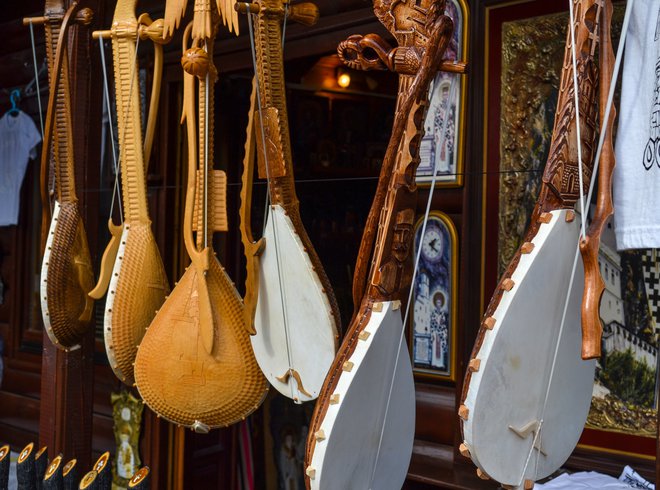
[409,211,458,381]
[416,0,468,187]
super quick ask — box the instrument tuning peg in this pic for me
[76,8,94,26]
[287,3,319,26]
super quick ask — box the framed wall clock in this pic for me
[409,211,458,381]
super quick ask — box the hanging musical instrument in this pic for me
[134,1,268,432]
[235,0,341,404]
[459,1,618,487]
[304,1,457,488]
[92,1,172,386]
[25,1,95,351]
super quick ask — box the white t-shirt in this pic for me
[613,0,660,250]
[0,111,41,226]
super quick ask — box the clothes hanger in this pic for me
[7,89,21,117]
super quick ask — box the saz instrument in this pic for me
[134,2,268,432]
[92,1,172,385]
[459,0,616,487]
[28,1,95,351]
[305,1,456,488]
[236,0,340,403]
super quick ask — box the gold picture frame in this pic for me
[408,211,459,381]
[416,0,469,188]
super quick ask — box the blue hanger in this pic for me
[7,89,21,116]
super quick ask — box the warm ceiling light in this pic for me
[337,71,351,88]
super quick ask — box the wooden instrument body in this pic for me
[135,258,267,428]
[104,0,170,385]
[243,0,340,402]
[39,1,95,350]
[460,0,603,486]
[305,1,455,487]
[135,10,268,429]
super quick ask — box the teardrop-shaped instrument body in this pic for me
[462,210,595,485]
[307,300,415,490]
[251,204,337,402]
[135,255,268,428]
[105,222,169,385]
[41,201,94,350]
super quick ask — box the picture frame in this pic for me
[409,211,458,381]
[416,0,468,187]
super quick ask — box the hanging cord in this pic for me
[246,5,297,401]
[517,0,635,484]
[98,38,123,224]
[368,74,459,489]
[28,20,45,138]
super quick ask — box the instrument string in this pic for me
[368,74,459,489]
[517,0,634,484]
[246,5,297,401]
[100,30,143,225]
[98,38,123,224]
[203,39,210,250]
[28,21,45,139]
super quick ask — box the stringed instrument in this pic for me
[92,2,172,385]
[134,1,268,432]
[459,0,614,487]
[26,1,95,351]
[235,0,341,404]
[305,1,457,488]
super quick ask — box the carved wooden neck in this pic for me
[541,0,602,211]
[252,0,296,206]
[111,0,150,223]
[44,2,77,202]
[363,2,454,301]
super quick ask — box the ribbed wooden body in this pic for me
[135,257,268,427]
[104,0,170,385]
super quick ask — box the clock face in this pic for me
[421,224,443,263]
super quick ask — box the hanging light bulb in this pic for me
[337,67,351,88]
